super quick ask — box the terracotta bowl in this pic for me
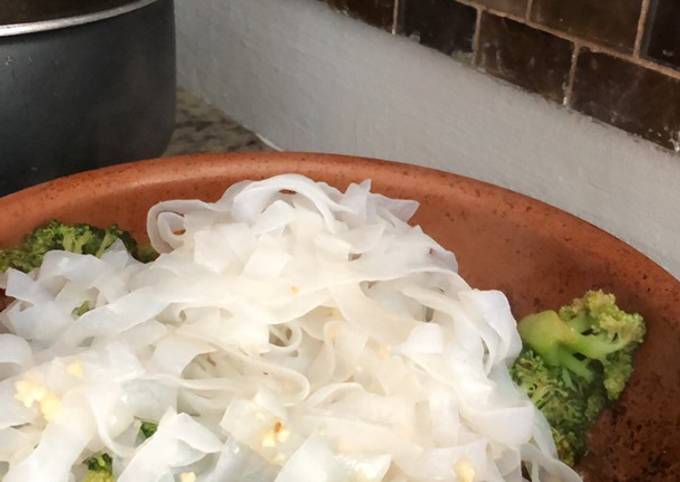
[1,152,678,481]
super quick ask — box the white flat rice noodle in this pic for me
[0,174,581,482]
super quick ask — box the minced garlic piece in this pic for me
[39,393,61,422]
[376,343,391,360]
[262,420,290,448]
[261,432,277,448]
[453,458,476,482]
[66,360,84,378]
[276,427,290,443]
[179,472,197,482]
[14,379,47,408]
[14,378,61,421]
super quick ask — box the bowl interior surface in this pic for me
[1,152,678,481]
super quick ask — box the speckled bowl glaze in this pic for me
[0,152,678,481]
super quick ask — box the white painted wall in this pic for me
[175,0,680,278]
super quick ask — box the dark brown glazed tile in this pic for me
[477,13,573,102]
[643,0,680,69]
[398,0,477,58]
[473,0,528,17]
[571,49,680,150]
[530,0,643,52]
[323,0,395,31]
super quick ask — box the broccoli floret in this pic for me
[140,421,158,439]
[83,472,114,482]
[73,300,93,317]
[551,428,581,468]
[135,244,159,263]
[80,423,158,482]
[0,220,157,273]
[85,452,112,472]
[82,453,113,482]
[600,346,635,400]
[0,248,41,273]
[512,347,606,465]
[512,290,645,465]
[518,290,645,399]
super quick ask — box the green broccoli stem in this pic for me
[569,332,630,360]
[95,230,119,258]
[555,349,593,382]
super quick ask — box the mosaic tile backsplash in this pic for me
[319,0,680,152]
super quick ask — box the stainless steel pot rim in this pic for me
[0,0,160,37]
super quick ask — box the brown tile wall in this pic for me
[477,14,573,102]
[643,0,680,69]
[571,50,680,150]
[474,0,526,17]
[530,0,643,53]
[318,0,680,153]
[398,0,477,58]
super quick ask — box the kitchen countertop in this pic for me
[164,89,270,156]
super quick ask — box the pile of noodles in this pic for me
[0,174,580,482]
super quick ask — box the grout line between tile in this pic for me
[392,0,400,35]
[471,7,484,65]
[563,43,581,107]
[634,0,652,57]
[451,0,680,80]
[525,0,534,21]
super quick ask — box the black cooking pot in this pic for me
[0,0,176,196]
